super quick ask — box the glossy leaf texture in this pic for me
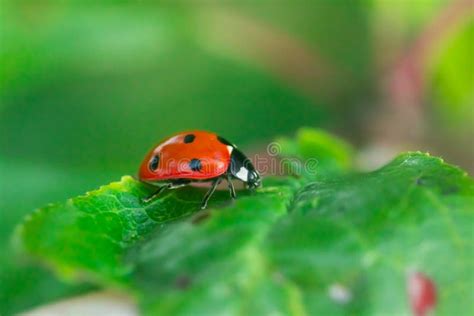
[132,152,473,315]
[16,129,474,315]
[266,152,473,315]
[18,176,235,283]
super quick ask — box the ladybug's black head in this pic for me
[229,148,261,189]
[246,169,261,189]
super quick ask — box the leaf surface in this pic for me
[17,130,474,315]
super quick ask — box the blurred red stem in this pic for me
[387,0,473,108]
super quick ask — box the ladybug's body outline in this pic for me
[138,130,261,209]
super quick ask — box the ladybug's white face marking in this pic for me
[235,166,249,182]
[227,146,234,155]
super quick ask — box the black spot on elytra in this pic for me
[149,155,160,171]
[217,135,234,147]
[183,134,195,144]
[189,158,202,172]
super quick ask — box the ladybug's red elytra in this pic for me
[139,130,261,209]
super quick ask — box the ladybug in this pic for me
[139,130,261,209]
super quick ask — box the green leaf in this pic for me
[276,127,354,178]
[131,178,299,315]
[268,152,474,315]
[0,161,117,315]
[430,19,474,131]
[131,152,473,315]
[18,176,228,282]
[16,129,474,315]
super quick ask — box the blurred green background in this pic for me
[0,0,473,313]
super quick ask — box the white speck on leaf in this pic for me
[328,283,352,305]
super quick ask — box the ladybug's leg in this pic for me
[226,173,236,199]
[143,180,190,203]
[142,183,172,203]
[200,178,222,209]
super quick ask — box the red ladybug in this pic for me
[139,130,261,209]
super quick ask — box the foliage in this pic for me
[430,19,474,131]
[1,1,473,314]
[13,128,474,315]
